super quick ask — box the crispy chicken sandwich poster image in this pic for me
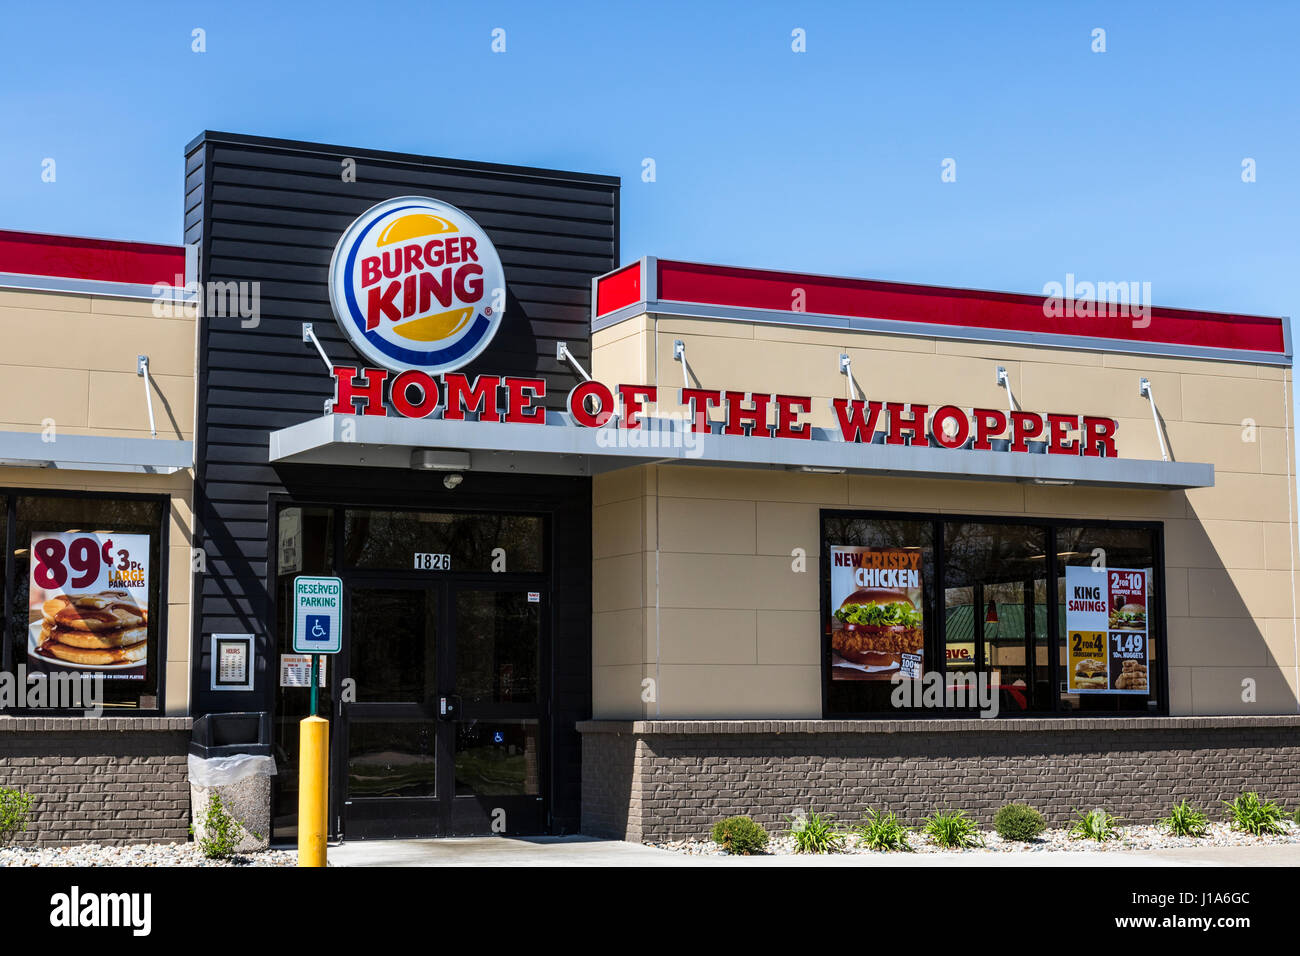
[28,532,150,679]
[1064,566,1149,695]
[829,546,924,680]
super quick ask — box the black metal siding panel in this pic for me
[188,132,612,834]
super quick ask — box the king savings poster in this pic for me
[829,546,925,681]
[27,532,151,680]
[1064,566,1150,695]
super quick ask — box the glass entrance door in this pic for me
[337,584,441,839]
[335,581,546,839]
[447,588,544,834]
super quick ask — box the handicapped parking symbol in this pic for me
[305,614,330,642]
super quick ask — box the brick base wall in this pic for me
[578,717,1300,842]
[0,718,192,846]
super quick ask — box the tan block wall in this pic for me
[0,287,196,715]
[591,313,1300,719]
[0,289,195,440]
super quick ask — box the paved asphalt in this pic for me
[326,836,1300,867]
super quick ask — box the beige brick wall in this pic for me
[591,313,1300,719]
[0,287,196,715]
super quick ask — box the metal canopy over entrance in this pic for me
[268,413,1215,490]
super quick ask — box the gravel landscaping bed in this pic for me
[651,820,1300,856]
[0,843,298,867]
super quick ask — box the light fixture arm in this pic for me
[302,323,334,373]
[1139,377,1170,461]
[839,353,862,402]
[673,339,694,389]
[556,341,592,383]
[995,365,1020,413]
[137,355,157,439]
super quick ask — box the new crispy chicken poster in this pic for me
[1064,565,1149,695]
[829,545,925,680]
[28,532,150,680]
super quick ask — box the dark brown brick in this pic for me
[580,718,1300,841]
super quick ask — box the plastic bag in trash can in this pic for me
[187,753,277,787]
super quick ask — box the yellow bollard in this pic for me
[298,715,329,867]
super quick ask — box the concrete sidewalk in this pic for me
[327,836,1300,867]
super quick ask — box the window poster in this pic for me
[829,546,925,681]
[1064,566,1149,694]
[277,508,302,575]
[28,531,151,680]
[279,654,327,688]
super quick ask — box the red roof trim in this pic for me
[594,261,641,318]
[0,230,185,288]
[648,260,1287,357]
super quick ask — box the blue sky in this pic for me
[1,0,1295,325]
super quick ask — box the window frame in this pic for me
[820,508,1168,719]
[1,487,170,717]
[336,506,548,575]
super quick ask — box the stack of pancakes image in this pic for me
[37,590,147,667]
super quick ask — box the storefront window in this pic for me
[823,514,936,715]
[454,719,540,795]
[1055,526,1160,713]
[341,509,543,573]
[455,590,540,705]
[348,720,438,798]
[822,510,1163,718]
[943,521,1051,713]
[4,492,165,712]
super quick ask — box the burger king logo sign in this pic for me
[328,196,505,374]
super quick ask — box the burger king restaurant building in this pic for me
[2,131,1299,845]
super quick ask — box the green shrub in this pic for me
[197,793,243,859]
[923,809,983,849]
[1159,800,1209,838]
[786,809,845,854]
[0,788,33,845]
[855,808,913,852]
[710,815,769,855]
[1293,808,1300,826]
[1069,808,1120,842]
[1222,792,1287,836]
[993,803,1046,842]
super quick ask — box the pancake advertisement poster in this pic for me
[28,532,150,680]
[829,546,925,681]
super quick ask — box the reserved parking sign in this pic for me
[293,576,343,654]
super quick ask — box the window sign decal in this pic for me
[829,545,925,681]
[28,531,150,680]
[1065,565,1149,694]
